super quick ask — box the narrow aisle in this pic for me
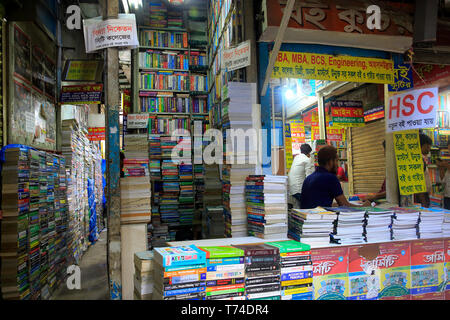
[53,230,109,300]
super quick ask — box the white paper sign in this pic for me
[83,14,138,53]
[387,87,438,133]
[222,40,251,72]
[127,114,149,129]
[25,111,35,134]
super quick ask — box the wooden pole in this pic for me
[100,0,122,300]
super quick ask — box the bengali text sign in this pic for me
[394,130,426,196]
[272,51,395,84]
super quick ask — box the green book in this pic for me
[198,246,244,259]
[265,240,311,253]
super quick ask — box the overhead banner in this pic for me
[330,101,365,127]
[60,84,103,104]
[272,51,395,85]
[387,88,438,133]
[83,14,139,53]
[222,40,251,72]
[127,113,149,129]
[393,130,426,196]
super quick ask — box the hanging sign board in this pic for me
[393,130,426,196]
[364,106,385,123]
[127,114,150,129]
[88,127,106,141]
[387,88,438,133]
[284,123,293,171]
[272,51,395,85]
[222,40,251,72]
[388,62,413,93]
[63,60,101,81]
[289,120,305,155]
[83,14,139,53]
[330,101,365,127]
[61,84,103,104]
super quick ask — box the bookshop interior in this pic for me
[0,0,450,302]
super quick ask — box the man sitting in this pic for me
[301,145,371,209]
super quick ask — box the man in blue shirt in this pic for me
[301,145,371,209]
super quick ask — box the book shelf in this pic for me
[132,0,209,246]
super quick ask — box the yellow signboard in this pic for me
[65,60,100,81]
[393,130,427,196]
[272,51,395,85]
[285,123,293,171]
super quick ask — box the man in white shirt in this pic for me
[288,144,315,208]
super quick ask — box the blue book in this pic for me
[154,245,206,268]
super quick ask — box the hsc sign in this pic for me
[387,88,438,133]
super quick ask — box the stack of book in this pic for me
[288,208,337,246]
[139,50,189,70]
[121,134,152,225]
[234,244,281,300]
[141,95,191,113]
[160,182,179,224]
[417,207,444,239]
[179,179,194,225]
[140,71,189,91]
[391,207,420,240]
[134,251,154,300]
[149,116,190,135]
[266,241,313,300]
[150,159,161,179]
[199,246,246,300]
[148,223,169,249]
[329,207,366,245]
[161,136,178,157]
[1,147,31,300]
[205,206,225,239]
[245,175,288,240]
[443,209,450,237]
[153,245,207,300]
[167,8,184,29]
[161,160,178,180]
[148,1,168,28]
[149,136,162,158]
[364,208,394,243]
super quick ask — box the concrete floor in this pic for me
[53,229,109,300]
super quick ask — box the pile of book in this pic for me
[234,244,281,300]
[245,175,288,240]
[121,134,151,225]
[150,159,161,179]
[134,251,154,300]
[161,136,178,157]
[167,8,184,29]
[148,1,167,28]
[417,207,444,239]
[391,207,420,240]
[149,136,161,158]
[364,208,394,243]
[161,160,178,180]
[330,207,366,245]
[199,246,246,300]
[267,241,313,300]
[443,209,450,237]
[160,183,179,224]
[148,223,169,249]
[288,208,337,246]
[204,206,225,239]
[153,245,207,300]
[179,177,195,225]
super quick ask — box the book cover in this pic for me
[410,240,446,296]
[445,239,450,295]
[232,244,279,256]
[198,246,244,259]
[153,245,206,268]
[311,247,349,300]
[378,242,411,299]
[347,246,380,300]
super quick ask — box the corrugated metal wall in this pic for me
[349,119,386,194]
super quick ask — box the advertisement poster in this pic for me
[410,240,446,297]
[311,247,349,300]
[122,89,131,115]
[445,239,450,299]
[348,246,381,300]
[83,14,139,53]
[14,24,31,82]
[387,87,438,133]
[388,63,413,93]
[378,242,411,300]
[272,51,395,85]
[364,106,385,123]
[393,130,427,196]
[329,101,365,128]
[326,127,345,142]
[127,114,150,129]
[289,120,305,155]
[284,123,293,172]
[88,127,106,141]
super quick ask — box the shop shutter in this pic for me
[349,119,386,195]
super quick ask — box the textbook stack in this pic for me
[234,244,281,300]
[148,1,167,28]
[153,245,207,300]
[199,246,246,300]
[245,175,288,240]
[121,134,151,225]
[266,241,313,300]
[364,208,394,243]
[443,209,450,237]
[329,207,366,245]
[134,251,154,300]
[417,207,445,239]
[288,208,337,246]
[179,163,195,225]
[391,207,420,240]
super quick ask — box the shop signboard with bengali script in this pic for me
[387,88,438,133]
[329,101,365,127]
[88,127,105,141]
[393,130,426,196]
[284,122,293,171]
[60,84,103,104]
[222,40,251,72]
[272,51,395,85]
[364,106,385,123]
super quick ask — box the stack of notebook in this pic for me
[417,207,445,239]
[134,251,154,300]
[328,207,366,245]
[288,208,337,245]
[364,208,394,243]
[391,207,420,240]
